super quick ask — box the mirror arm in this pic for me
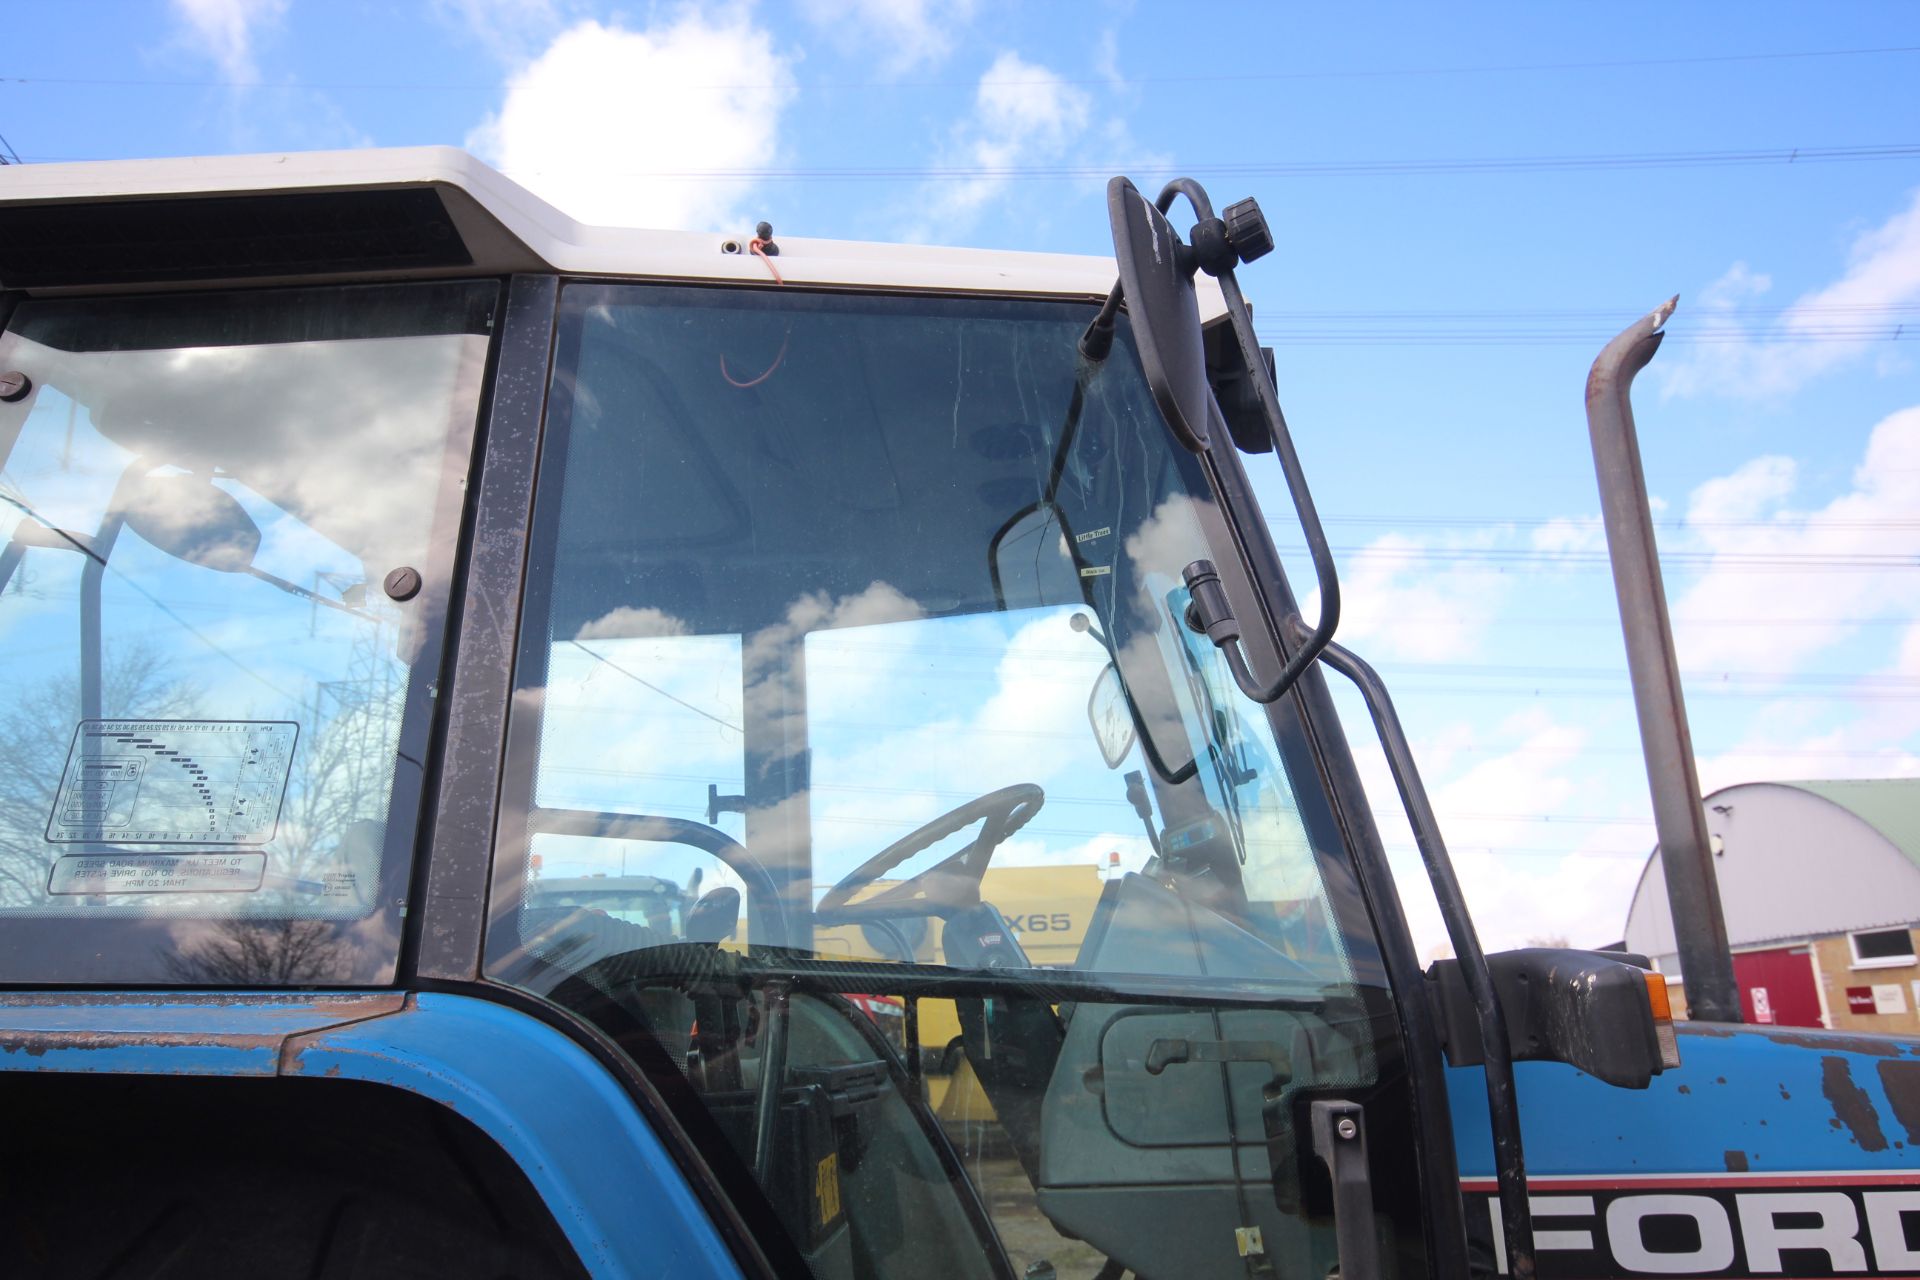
[1213,263,1343,654]
[1148,179,1341,703]
[1079,283,1123,362]
[1154,177,1215,220]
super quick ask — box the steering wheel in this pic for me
[816,784,1045,922]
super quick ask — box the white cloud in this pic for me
[1323,529,1512,662]
[1663,188,1920,400]
[168,0,287,82]
[908,51,1092,241]
[1670,404,1920,672]
[1694,618,1920,794]
[575,606,690,641]
[798,0,978,75]
[164,0,370,149]
[467,13,796,231]
[1528,516,1604,557]
[436,0,569,63]
[1685,454,1796,523]
[1362,707,1649,955]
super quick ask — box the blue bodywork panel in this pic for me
[1450,1022,1920,1177]
[0,991,403,1075]
[1450,1022,1920,1275]
[0,990,740,1280]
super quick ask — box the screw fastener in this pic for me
[0,371,31,402]
[383,566,423,601]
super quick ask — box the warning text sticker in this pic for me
[48,852,268,896]
[46,720,298,845]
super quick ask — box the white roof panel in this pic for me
[0,146,1230,313]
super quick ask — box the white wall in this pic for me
[1624,782,1920,959]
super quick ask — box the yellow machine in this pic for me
[815,863,1108,1126]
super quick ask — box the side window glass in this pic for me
[0,283,493,983]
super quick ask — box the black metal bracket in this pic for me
[1310,1100,1381,1280]
[1154,179,1342,706]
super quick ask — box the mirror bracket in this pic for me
[1104,172,1341,701]
[1180,559,1315,706]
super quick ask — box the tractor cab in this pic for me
[0,151,1682,1280]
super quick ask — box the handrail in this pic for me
[1314,633,1536,1280]
[1137,171,1535,1276]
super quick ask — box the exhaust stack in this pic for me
[1584,298,1742,1025]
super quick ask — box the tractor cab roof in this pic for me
[0,146,1226,314]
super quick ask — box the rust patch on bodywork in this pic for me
[0,1030,287,1059]
[281,994,418,1075]
[1724,1150,1749,1172]
[0,992,400,1016]
[1823,1055,1890,1151]
[1770,1030,1905,1058]
[0,994,404,1069]
[1877,1059,1920,1145]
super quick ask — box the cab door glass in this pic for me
[490,283,1412,1280]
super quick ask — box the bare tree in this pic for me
[0,644,200,906]
[162,916,352,984]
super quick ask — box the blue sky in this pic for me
[4,1,1920,955]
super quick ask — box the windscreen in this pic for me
[487,284,1408,1279]
[0,282,494,984]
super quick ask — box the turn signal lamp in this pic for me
[1645,971,1682,1070]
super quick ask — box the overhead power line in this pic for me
[1269,536,1920,573]
[18,142,1920,182]
[3,44,1914,94]
[1316,513,1920,533]
[487,143,1920,183]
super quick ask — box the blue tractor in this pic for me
[0,151,1913,1279]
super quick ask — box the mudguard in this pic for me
[0,990,739,1280]
[1450,1022,1920,1277]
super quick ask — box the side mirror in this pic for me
[1427,948,1680,1089]
[1107,176,1212,452]
[119,470,262,573]
[1087,662,1136,768]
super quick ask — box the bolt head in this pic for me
[383,566,422,601]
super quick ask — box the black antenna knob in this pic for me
[1223,197,1274,265]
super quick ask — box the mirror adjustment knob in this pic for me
[1223,197,1274,265]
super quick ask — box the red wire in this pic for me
[721,236,789,388]
[748,236,784,284]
